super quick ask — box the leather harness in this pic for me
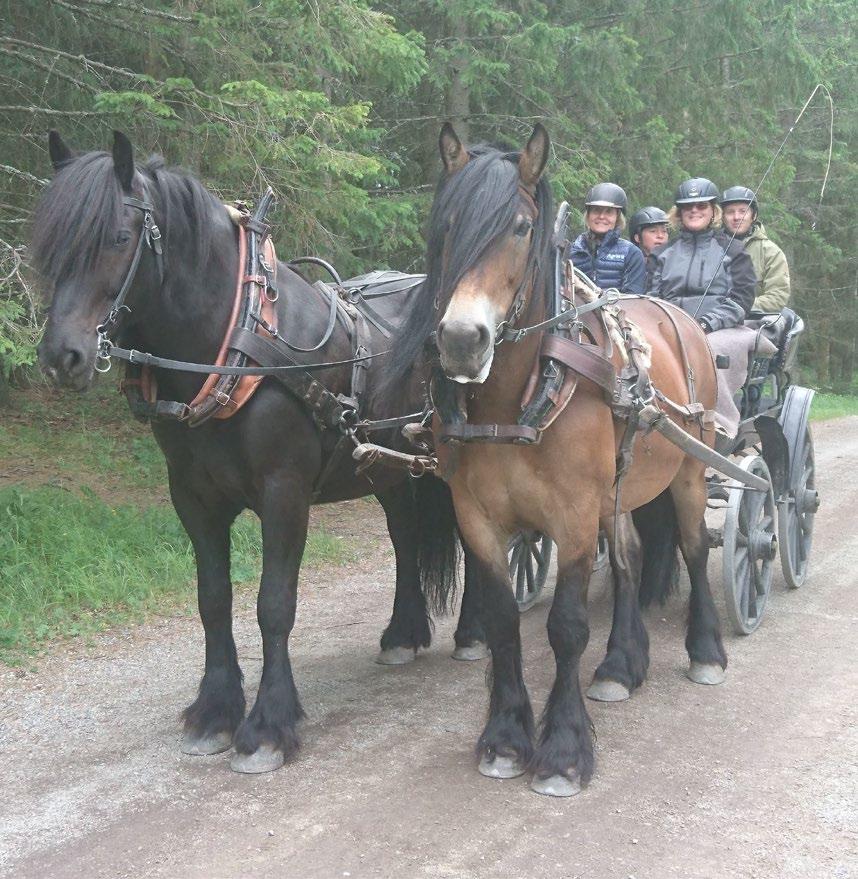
[428,201,711,491]
[94,189,430,497]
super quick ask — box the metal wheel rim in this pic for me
[778,427,816,589]
[508,531,553,612]
[722,455,777,635]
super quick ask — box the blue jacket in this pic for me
[569,229,646,294]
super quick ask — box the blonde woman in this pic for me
[648,177,756,332]
[649,178,766,438]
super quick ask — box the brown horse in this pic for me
[383,124,725,796]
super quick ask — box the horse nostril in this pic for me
[59,346,84,375]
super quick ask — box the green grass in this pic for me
[0,381,167,492]
[0,485,353,663]
[810,392,858,422]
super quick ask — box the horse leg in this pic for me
[375,483,432,665]
[452,548,489,661]
[231,476,309,773]
[531,549,595,797]
[462,528,533,778]
[170,477,245,756]
[587,512,650,702]
[671,470,728,684]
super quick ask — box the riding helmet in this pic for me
[674,177,720,204]
[720,185,758,215]
[585,182,628,212]
[629,206,669,241]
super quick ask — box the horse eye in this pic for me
[513,217,532,238]
[114,230,132,248]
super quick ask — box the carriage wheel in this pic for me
[778,424,818,589]
[508,532,553,612]
[722,455,778,635]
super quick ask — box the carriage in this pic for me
[507,291,819,635]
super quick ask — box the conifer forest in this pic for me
[1,1,855,389]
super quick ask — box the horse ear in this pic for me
[48,130,73,172]
[439,122,469,175]
[518,123,550,190]
[111,130,135,191]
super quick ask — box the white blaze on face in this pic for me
[439,288,501,384]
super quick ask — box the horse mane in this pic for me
[378,144,554,402]
[31,150,222,285]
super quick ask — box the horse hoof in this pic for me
[180,730,233,756]
[478,754,526,779]
[530,773,581,798]
[586,679,631,702]
[230,745,285,774]
[452,642,489,661]
[375,646,417,666]
[687,662,726,685]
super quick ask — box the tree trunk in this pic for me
[445,12,470,143]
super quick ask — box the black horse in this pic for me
[34,131,484,773]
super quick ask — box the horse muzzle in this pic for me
[37,332,96,391]
[436,317,494,384]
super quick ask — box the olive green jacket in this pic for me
[743,223,791,312]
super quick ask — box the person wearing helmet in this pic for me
[629,206,669,256]
[649,178,764,439]
[720,186,791,312]
[569,182,646,294]
[648,177,756,333]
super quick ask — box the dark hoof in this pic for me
[375,646,417,666]
[181,730,233,756]
[530,773,582,797]
[586,679,631,703]
[230,744,285,774]
[687,662,726,685]
[477,754,525,779]
[452,642,489,661]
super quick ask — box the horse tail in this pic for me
[414,475,461,614]
[633,489,680,608]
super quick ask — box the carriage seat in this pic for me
[744,307,804,373]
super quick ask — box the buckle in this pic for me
[214,390,232,407]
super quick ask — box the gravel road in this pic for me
[1,417,856,879]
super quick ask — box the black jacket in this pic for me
[647,229,756,331]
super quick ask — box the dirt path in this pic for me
[1,419,856,879]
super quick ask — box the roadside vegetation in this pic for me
[0,382,355,664]
[809,391,858,422]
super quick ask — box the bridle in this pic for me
[489,184,540,345]
[95,195,164,373]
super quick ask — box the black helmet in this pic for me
[629,206,669,241]
[674,177,719,205]
[720,185,758,214]
[585,182,628,212]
